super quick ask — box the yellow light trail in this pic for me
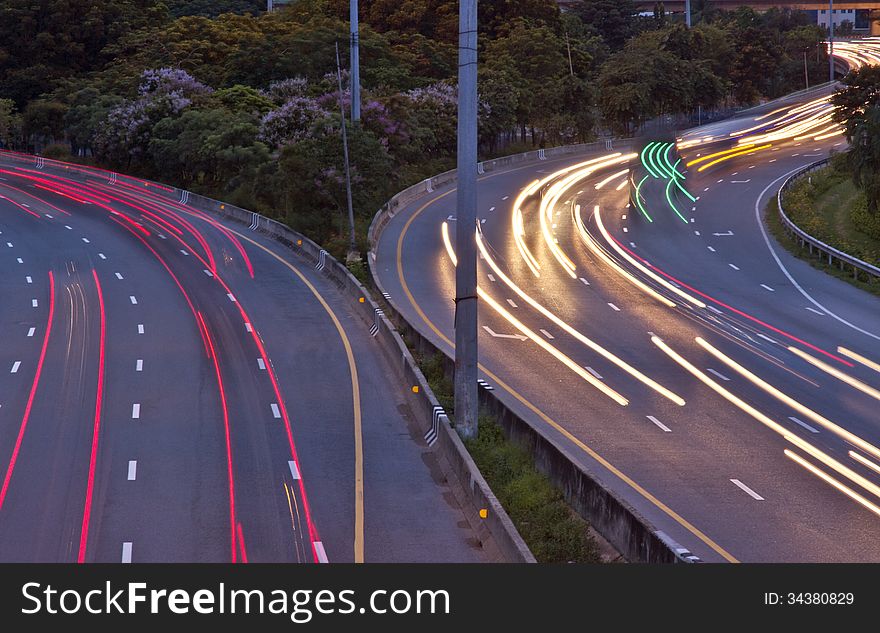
[654,336,880,504]
[789,346,880,404]
[785,449,880,519]
[850,451,880,477]
[594,168,630,190]
[686,144,756,168]
[474,224,686,406]
[511,180,542,277]
[442,221,629,406]
[696,145,772,172]
[838,346,880,375]
[697,337,880,463]
[573,205,676,309]
[592,205,706,309]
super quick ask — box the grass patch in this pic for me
[766,197,880,298]
[414,350,601,563]
[767,154,880,296]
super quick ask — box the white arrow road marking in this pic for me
[482,326,527,341]
[646,415,672,432]
[713,231,734,236]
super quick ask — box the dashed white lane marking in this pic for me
[489,206,495,211]
[271,403,281,419]
[805,307,825,316]
[45,213,53,218]
[131,403,141,419]
[703,187,709,192]
[288,461,301,480]
[717,179,724,184]
[180,249,189,256]
[127,461,137,481]
[6,242,12,248]
[159,234,167,240]
[539,329,554,339]
[64,225,72,230]
[707,368,731,382]
[121,542,132,563]
[629,242,637,248]
[31,299,38,308]
[11,361,20,374]
[115,272,124,280]
[502,196,509,201]
[728,263,740,270]
[227,293,237,303]
[82,237,90,243]
[203,269,213,277]
[608,303,620,311]
[245,322,253,333]
[257,358,266,370]
[789,416,820,433]
[26,327,35,337]
[646,415,672,432]
[98,253,106,260]
[622,227,628,233]
[313,541,328,563]
[730,478,764,501]
[129,295,138,305]
[136,359,143,372]
[757,332,779,345]
[137,324,144,334]
[506,299,518,308]
[622,214,627,220]
[584,366,604,380]
[695,230,701,236]
[707,246,716,252]
[16,258,22,264]
[760,284,775,292]
[487,273,496,282]
[707,305,722,315]
[25,276,31,284]
[579,277,590,286]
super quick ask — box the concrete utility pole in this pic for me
[350,0,361,123]
[335,42,358,259]
[685,0,691,28]
[829,0,835,82]
[454,0,479,440]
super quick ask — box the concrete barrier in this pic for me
[0,150,535,563]
[367,141,695,564]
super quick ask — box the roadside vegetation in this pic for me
[770,65,880,294]
[0,0,829,261]
[418,352,602,563]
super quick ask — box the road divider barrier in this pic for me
[777,159,880,282]
[367,140,696,564]
[0,148,534,564]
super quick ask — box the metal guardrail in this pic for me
[777,158,880,281]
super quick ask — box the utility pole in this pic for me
[804,48,810,90]
[267,0,273,10]
[335,42,358,260]
[685,0,691,28]
[350,0,361,123]
[829,0,835,82]
[565,31,574,76]
[454,0,478,440]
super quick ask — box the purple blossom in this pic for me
[258,96,331,147]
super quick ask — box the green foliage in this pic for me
[0,98,22,148]
[466,417,601,563]
[833,66,880,213]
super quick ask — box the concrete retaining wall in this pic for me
[0,149,534,563]
[368,141,693,564]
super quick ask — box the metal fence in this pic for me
[777,158,880,282]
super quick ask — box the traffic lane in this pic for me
[202,218,486,563]
[386,151,880,560]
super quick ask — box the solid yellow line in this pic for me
[231,229,365,563]
[394,183,739,563]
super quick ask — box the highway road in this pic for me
[0,153,485,563]
[376,55,880,562]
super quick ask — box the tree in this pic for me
[0,99,22,149]
[570,0,638,51]
[832,66,880,213]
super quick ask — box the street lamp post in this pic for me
[334,42,358,260]
[685,0,691,28]
[454,0,479,439]
[829,0,835,82]
[350,0,360,123]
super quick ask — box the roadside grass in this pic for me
[417,350,602,563]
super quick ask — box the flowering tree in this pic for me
[257,96,331,147]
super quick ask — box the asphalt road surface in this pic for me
[377,99,880,562]
[0,154,485,563]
